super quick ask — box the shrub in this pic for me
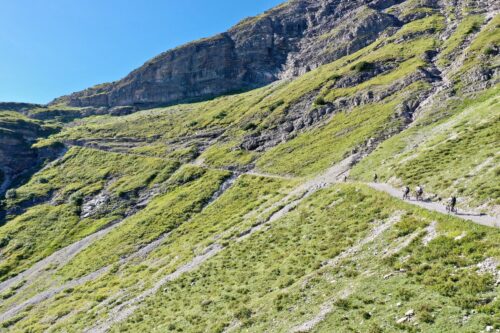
[329,73,341,81]
[351,61,374,72]
[235,307,253,320]
[268,99,285,111]
[315,96,327,106]
[484,45,497,56]
[367,323,383,333]
[214,111,228,120]
[0,236,11,248]
[418,304,435,323]
[397,287,415,301]
[335,298,351,310]
[69,192,84,206]
[37,177,49,184]
[466,23,480,34]
[243,122,258,131]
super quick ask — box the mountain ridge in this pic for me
[50,0,407,110]
[0,0,499,331]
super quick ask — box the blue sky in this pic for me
[0,0,284,104]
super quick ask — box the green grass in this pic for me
[0,111,60,164]
[437,14,485,66]
[391,14,445,39]
[4,147,179,209]
[256,82,428,176]
[396,0,439,19]
[0,147,181,281]
[450,15,500,89]
[200,141,258,169]
[33,28,441,181]
[0,111,57,133]
[115,184,499,333]
[13,183,492,333]
[1,7,499,333]
[56,165,230,279]
[351,86,500,210]
[0,174,297,331]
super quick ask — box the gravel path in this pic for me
[2,154,496,329]
[82,157,357,332]
[367,183,499,228]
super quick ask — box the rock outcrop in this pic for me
[0,113,61,197]
[51,0,402,109]
[0,102,42,114]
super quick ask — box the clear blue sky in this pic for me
[0,0,284,104]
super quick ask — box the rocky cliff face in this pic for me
[0,112,61,197]
[52,0,405,109]
[0,102,42,114]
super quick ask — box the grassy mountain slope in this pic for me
[0,1,499,332]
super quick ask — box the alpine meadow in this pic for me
[0,0,499,332]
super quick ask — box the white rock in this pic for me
[405,309,415,317]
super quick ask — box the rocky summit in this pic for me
[53,0,413,109]
[0,0,499,332]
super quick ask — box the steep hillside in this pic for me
[0,0,499,332]
[50,0,418,109]
[0,111,61,201]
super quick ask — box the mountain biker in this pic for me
[415,185,424,201]
[402,186,410,200]
[447,196,457,213]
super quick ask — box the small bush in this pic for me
[315,96,327,105]
[418,304,435,323]
[69,192,84,206]
[268,99,285,112]
[214,111,228,120]
[351,61,374,72]
[0,236,11,248]
[335,298,351,310]
[367,323,383,333]
[37,177,49,184]
[466,23,480,34]
[484,45,497,56]
[397,287,415,301]
[329,73,341,81]
[243,122,258,131]
[235,307,253,320]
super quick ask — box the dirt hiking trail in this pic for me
[367,182,499,228]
